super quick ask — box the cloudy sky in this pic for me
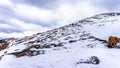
[0,0,120,39]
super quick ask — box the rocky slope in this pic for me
[0,12,120,68]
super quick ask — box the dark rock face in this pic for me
[69,40,77,43]
[53,43,63,47]
[76,56,100,65]
[0,39,10,51]
[90,56,100,65]
[8,49,45,57]
[7,42,65,57]
[88,36,108,43]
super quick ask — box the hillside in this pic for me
[0,12,120,68]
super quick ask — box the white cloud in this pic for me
[0,31,38,38]
[0,0,110,38]
[0,0,12,5]
[0,23,15,29]
[9,18,49,32]
[13,4,56,24]
[54,1,108,26]
[11,1,109,27]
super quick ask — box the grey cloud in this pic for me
[0,4,55,33]
[0,37,4,40]
[16,16,58,27]
[11,0,57,9]
[0,5,16,24]
[0,5,15,17]
[0,28,22,33]
[0,4,57,27]
[90,0,120,10]
[0,6,26,33]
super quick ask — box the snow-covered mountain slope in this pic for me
[1,12,120,68]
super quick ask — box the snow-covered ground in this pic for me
[0,13,120,68]
[1,42,120,68]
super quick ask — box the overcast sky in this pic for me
[0,0,120,39]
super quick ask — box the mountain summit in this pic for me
[0,12,120,68]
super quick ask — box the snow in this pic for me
[1,44,120,68]
[0,13,120,68]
